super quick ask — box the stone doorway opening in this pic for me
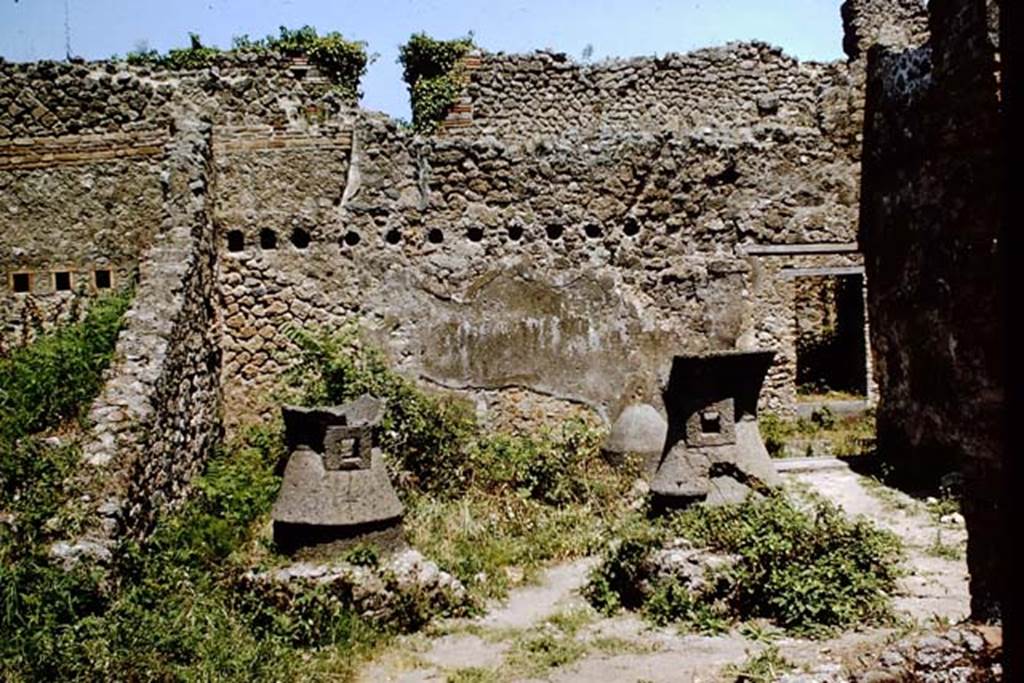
[793,271,869,406]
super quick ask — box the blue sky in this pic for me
[1,0,846,119]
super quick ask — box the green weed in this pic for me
[1,319,642,680]
[723,645,795,682]
[446,667,500,683]
[0,289,130,441]
[585,494,903,636]
[287,325,478,496]
[290,326,640,602]
[925,529,965,560]
[759,409,876,459]
[507,629,586,678]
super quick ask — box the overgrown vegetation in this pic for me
[0,291,131,553]
[922,487,966,560]
[1,315,642,679]
[126,32,219,70]
[584,493,903,636]
[406,480,627,600]
[3,422,402,680]
[432,607,654,682]
[288,325,643,599]
[234,26,371,99]
[860,473,916,513]
[925,529,965,560]
[126,26,370,100]
[2,385,398,680]
[398,32,475,133]
[0,299,391,680]
[0,305,919,677]
[287,324,621,502]
[287,325,477,495]
[927,495,961,520]
[0,291,130,442]
[760,406,875,458]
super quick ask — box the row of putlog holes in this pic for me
[225,218,643,254]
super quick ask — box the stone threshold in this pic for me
[775,456,855,473]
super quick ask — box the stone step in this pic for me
[775,456,853,473]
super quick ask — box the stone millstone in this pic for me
[651,350,781,509]
[272,396,404,556]
[272,449,403,528]
[602,403,668,474]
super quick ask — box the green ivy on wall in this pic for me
[398,33,474,133]
[126,26,371,102]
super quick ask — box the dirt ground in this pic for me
[358,462,970,683]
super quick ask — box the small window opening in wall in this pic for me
[260,228,278,250]
[385,229,402,245]
[54,271,72,291]
[342,231,361,247]
[507,224,523,241]
[584,223,603,239]
[12,272,31,293]
[700,410,722,435]
[428,228,444,244]
[623,216,640,237]
[467,226,484,242]
[545,224,564,240]
[94,269,112,289]
[290,227,311,249]
[227,230,245,252]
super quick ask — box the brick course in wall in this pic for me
[0,55,352,350]
[0,130,168,171]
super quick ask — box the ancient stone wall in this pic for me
[0,54,354,552]
[0,53,346,138]
[440,42,857,148]
[835,0,930,169]
[2,31,877,434]
[840,0,931,59]
[215,108,866,426]
[0,0,934,551]
[0,55,347,350]
[860,0,1003,620]
[53,115,222,561]
[0,134,165,348]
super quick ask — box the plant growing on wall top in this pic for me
[127,33,221,71]
[398,32,475,133]
[126,26,371,101]
[236,26,372,101]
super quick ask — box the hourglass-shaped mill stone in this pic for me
[651,350,781,509]
[271,395,404,555]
